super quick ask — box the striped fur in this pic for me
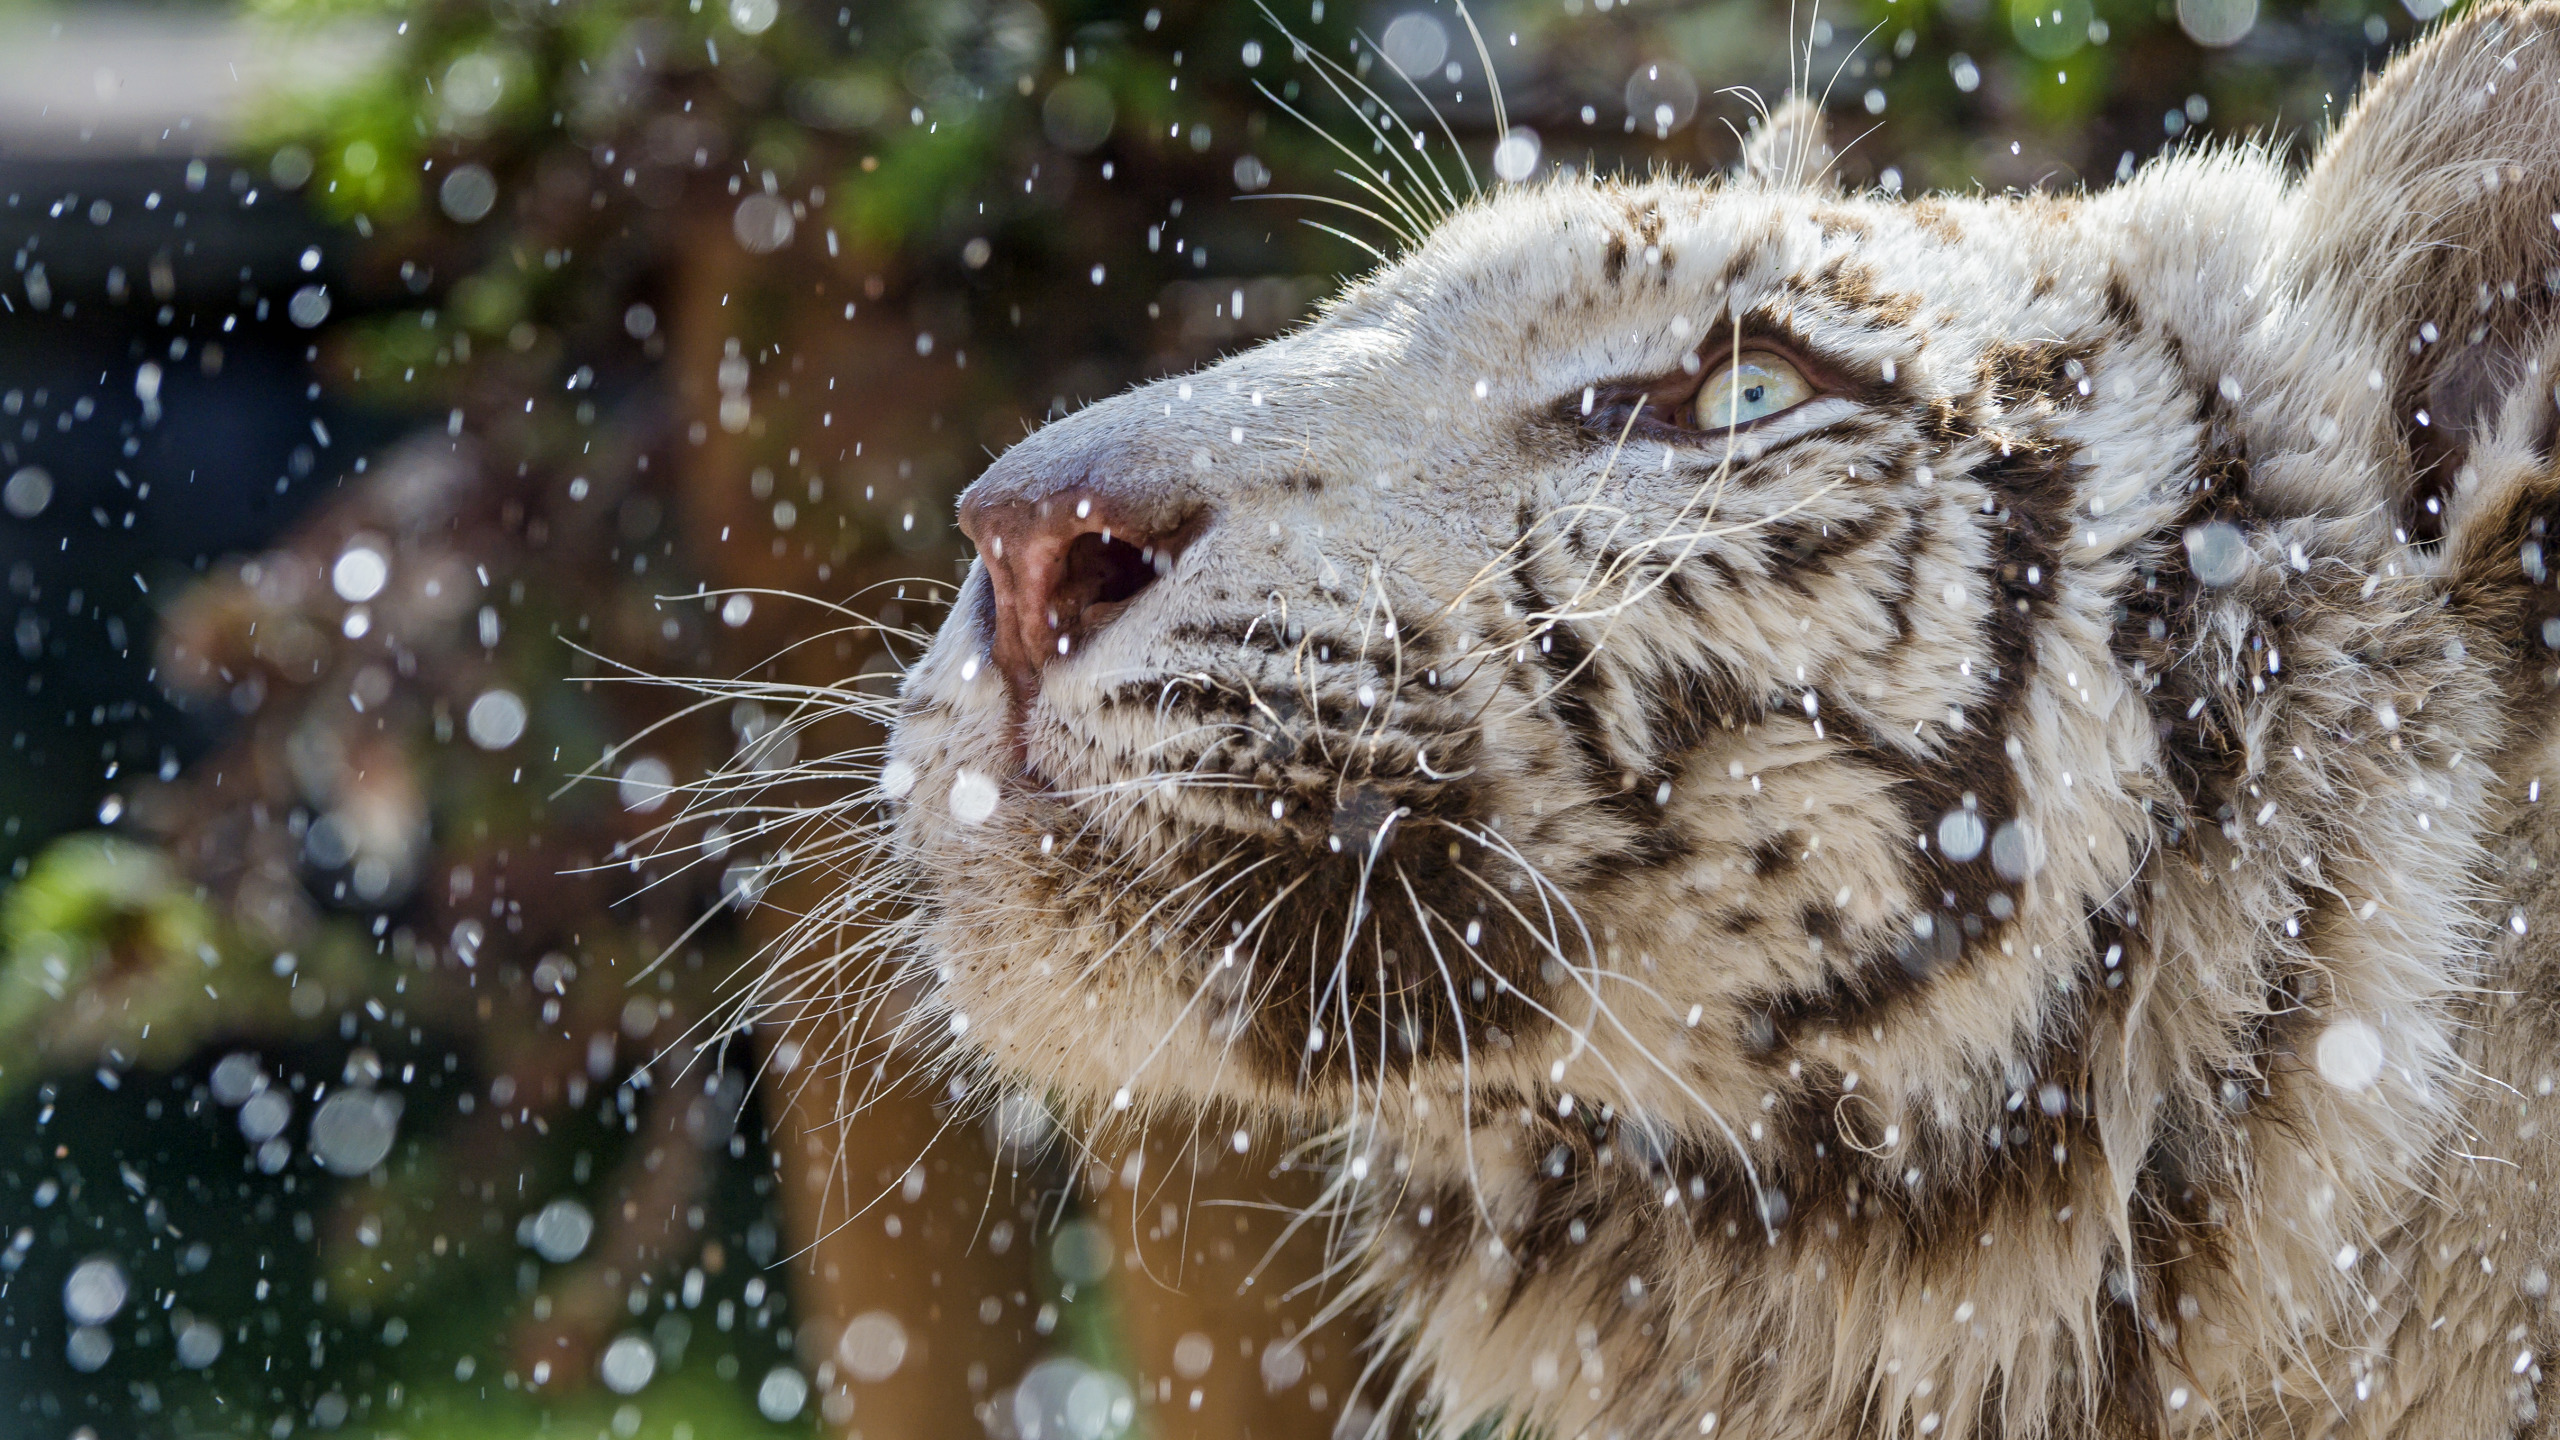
[879,6,2560,1434]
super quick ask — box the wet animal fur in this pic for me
[877,6,2560,1434]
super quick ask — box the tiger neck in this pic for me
[1365,827,2496,1434]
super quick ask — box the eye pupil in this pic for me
[1742,384,1766,403]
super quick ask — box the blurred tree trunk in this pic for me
[661,198,1368,1438]
[761,993,1042,1434]
[664,205,1067,1437]
[1093,1134,1368,1439]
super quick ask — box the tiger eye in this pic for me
[1689,352,1814,429]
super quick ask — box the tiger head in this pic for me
[880,5,2560,1429]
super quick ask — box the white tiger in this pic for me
[873,5,2560,1434]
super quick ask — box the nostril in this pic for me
[967,490,1200,702]
[1061,530,1161,617]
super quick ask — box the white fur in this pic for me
[863,7,2560,1436]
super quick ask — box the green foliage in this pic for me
[0,835,367,1098]
[386,1366,812,1440]
[1,835,214,1000]
[836,108,1008,252]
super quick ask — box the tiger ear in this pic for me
[1736,95,1834,190]
[2289,1,2560,544]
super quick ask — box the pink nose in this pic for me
[957,488,1196,702]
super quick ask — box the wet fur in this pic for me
[878,7,2560,1435]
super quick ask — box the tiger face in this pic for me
[889,137,2433,1127]
[881,6,2560,1432]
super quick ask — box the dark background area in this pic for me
[0,155,415,862]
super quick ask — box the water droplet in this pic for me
[65,1326,112,1372]
[720,593,755,627]
[1379,12,1449,75]
[2176,0,2258,47]
[621,995,660,1038]
[238,1089,293,1143]
[2314,1018,2385,1091]
[617,756,674,813]
[1493,127,1542,183]
[993,1090,1057,1159]
[951,768,999,824]
[1624,58,1700,134]
[287,284,331,328]
[175,1316,222,1368]
[729,0,779,31]
[210,1052,266,1106]
[1261,1340,1308,1391]
[835,1311,909,1382]
[880,759,918,799]
[733,194,795,254]
[525,1197,595,1262]
[1043,79,1117,153]
[466,689,528,749]
[443,53,506,116]
[4,465,53,518]
[2182,521,2250,588]
[1937,809,1987,863]
[62,1257,128,1326]
[721,859,770,909]
[331,544,388,603]
[1014,1356,1136,1440]
[599,1332,658,1394]
[1989,820,2039,881]
[438,164,498,224]
[1051,1219,1114,1284]
[757,1365,810,1421]
[309,1088,401,1175]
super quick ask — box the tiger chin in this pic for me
[878,6,2560,1435]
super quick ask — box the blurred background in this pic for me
[0,0,2452,1434]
